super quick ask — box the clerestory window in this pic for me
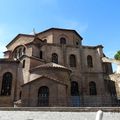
[60,37,66,44]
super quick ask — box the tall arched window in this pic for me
[23,47,26,55]
[13,45,26,59]
[89,81,97,95]
[1,72,12,96]
[69,54,76,67]
[19,91,22,99]
[52,53,58,64]
[60,37,66,44]
[38,86,49,106]
[87,55,93,68]
[22,60,25,68]
[18,48,22,57]
[71,81,79,96]
[14,51,17,59]
[40,51,43,59]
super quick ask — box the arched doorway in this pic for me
[89,81,97,95]
[38,86,49,106]
[71,81,80,107]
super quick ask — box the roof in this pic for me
[82,45,103,49]
[36,28,83,40]
[30,62,71,72]
[6,28,83,48]
[6,34,34,48]
[0,58,19,63]
[22,75,67,87]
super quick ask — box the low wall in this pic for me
[0,107,120,112]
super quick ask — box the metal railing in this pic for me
[13,95,120,107]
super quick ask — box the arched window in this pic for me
[14,50,17,59]
[38,86,49,106]
[89,81,97,95]
[40,51,43,59]
[1,72,12,96]
[69,54,76,67]
[71,81,79,96]
[87,55,93,68]
[23,47,26,55]
[22,60,25,68]
[18,48,22,57]
[52,53,58,64]
[19,91,22,99]
[60,37,66,44]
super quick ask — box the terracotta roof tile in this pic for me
[30,62,71,72]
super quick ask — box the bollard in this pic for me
[95,110,103,120]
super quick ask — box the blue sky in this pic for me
[0,0,119,70]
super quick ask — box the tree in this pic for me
[114,50,120,60]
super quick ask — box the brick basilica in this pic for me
[0,28,118,107]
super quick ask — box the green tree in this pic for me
[114,50,120,60]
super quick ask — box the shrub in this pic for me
[114,50,120,60]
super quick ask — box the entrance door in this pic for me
[71,81,80,107]
[38,86,49,106]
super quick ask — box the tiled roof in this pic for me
[30,62,71,72]
[6,28,83,48]
[22,75,67,87]
[0,58,19,63]
[6,34,34,48]
[36,28,83,40]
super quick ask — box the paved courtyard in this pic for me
[0,111,119,120]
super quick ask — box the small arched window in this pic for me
[38,86,49,106]
[13,46,26,59]
[22,60,25,68]
[87,55,93,68]
[60,37,66,44]
[1,72,12,96]
[40,51,43,59]
[52,53,58,64]
[23,47,26,55]
[69,54,76,67]
[14,51,17,59]
[19,91,22,99]
[89,81,97,95]
[18,48,22,57]
[71,81,79,96]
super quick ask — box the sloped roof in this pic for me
[22,75,67,87]
[30,62,71,72]
[0,58,19,63]
[36,28,83,40]
[6,34,34,48]
[6,28,83,48]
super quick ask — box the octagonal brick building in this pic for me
[0,28,116,107]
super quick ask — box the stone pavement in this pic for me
[0,111,119,120]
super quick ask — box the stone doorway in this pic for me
[71,81,80,107]
[38,86,49,107]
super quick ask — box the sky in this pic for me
[0,0,119,70]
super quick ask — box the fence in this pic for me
[14,95,120,107]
